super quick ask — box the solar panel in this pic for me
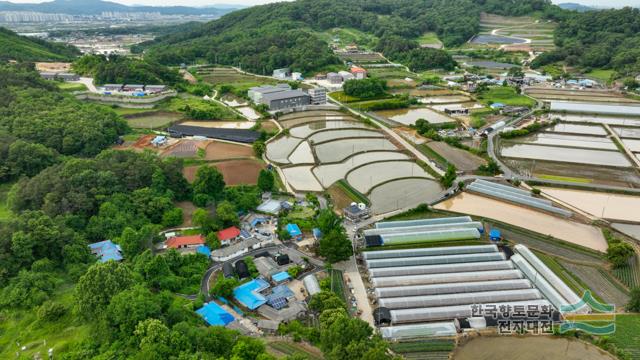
[268,297,288,310]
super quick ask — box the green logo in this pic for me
[560,291,616,335]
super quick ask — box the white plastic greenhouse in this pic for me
[375,279,533,298]
[380,322,458,339]
[362,245,498,260]
[372,269,523,287]
[467,180,572,217]
[302,274,321,296]
[368,260,514,278]
[379,228,481,246]
[511,254,569,311]
[378,289,542,310]
[375,216,473,229]
[364,221,484,237]
[389,300,552,324]
[514,245,588,313]
[366,252,506,269]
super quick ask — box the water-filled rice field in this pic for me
[315,138,397,163]
[547,123,607,136]
[375,107,456,126]
[346,161,433,194]
[518,133,617,150]
[370,178,442,214]
[501,143,631,167]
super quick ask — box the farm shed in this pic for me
[168,125,261,143]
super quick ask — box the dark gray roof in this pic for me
[168,125,261,143]
[262,89,309,102]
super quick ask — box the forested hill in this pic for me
[143,0,555,74]
[0,27,80,62]
[532,7,640,76]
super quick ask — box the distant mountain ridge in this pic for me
[0,26,80,61]
[0,0,241,16]
[557,2,594,12]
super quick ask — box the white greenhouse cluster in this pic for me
[364,216,483,247]
[360,226,588,339]
[467,180,572,217]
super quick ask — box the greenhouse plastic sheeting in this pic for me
[364,221,484,237]
[470,181,553,205]
[362,245,498,260]
[390,300,552,324]
[375,216,473,229]
[302,274,321,296]
[475,179,533,197]
[380,228,481,245]
[380,322,457,339]
[369,260,514,278]
[372,269,523,287]
[514,245,588,313]
[366,252,506,269]
[379,289,542,310]
[375,279,532,298]
[511,254,570,311]
[467,182,572,217]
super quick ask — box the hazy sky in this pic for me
[3,0,639,7]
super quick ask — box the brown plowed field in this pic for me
[183,159,264,185]
[203,141,253,160]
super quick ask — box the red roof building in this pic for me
[166,234,206,249]
[218,226,241,246]
[350,66,367,79]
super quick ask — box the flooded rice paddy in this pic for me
[554,113,640,127]
[315,138,397,163]
[370,178,442,214]
[236,106,261,120]
[266,136,302,164]
[307,129,383,143]
[621,138,640,152]
[313,151,409,188]
[417,95,471,104]
[547,123,607,136]
[287,141,314,164]
[521,133,617,150]
[470,34,527,44]
[540,187,640,223]
[346,161,432,194]
[289,120,367,138]
[375,107,455,125]
[550,101,640,116]
[501,143,631,167]
[453,336,615,360]
[281,166,323,192]
[614,127,640,139]
[434,192,608,252]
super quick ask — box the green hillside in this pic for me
[0,27,80,62]
[143,0,556,74]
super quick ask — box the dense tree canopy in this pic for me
[532,7,640,76]
[0,26,80,62]
[72,54,183,85]
[343,78,387,99]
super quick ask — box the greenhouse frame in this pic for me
[376,228,481,246]
[380,322,458,339]
[375,216,473,229]
[362,244,499,260]
[379,289,542,310]
[389,300,552,324]
[372,269,524,287]
[366,252,506,269]
[364,221,484,237]
[375,279,533,298]
[511,254,569,311]
[368,260,514,278]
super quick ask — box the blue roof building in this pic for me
[196,245,211,257]
[286,223,302,239]
[272,271,291,283]
[312,228,322,240]
[234,278,270,310]
[489,229,502,241]
[196,301,235,326]
[88,240,123,263]
[490,103,505,109]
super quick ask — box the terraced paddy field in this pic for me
[477,13,556,51]
[375,107,456,126]
[514,133,618,151]
[435,192,608,252]
[555,114,640,128]
[547,123,607,136]
[266,110,442,213]
[501,143,631,167]
[539,187,640,223]
[527,89,639,104]
[614,127,640,139]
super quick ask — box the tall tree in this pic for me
[75,261,134,319]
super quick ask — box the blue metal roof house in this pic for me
[286,223,303,240]
[88,240,123,263]
[489,229,502,242]
[196,245,211,257]
[196,301,235,326]
[272,271,291,284]
[234,278,270,310]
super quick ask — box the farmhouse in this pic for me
[343,203,371,222]
[211,237,267,262]
[350,66,368,79]
[327,72,342,84]
[164,234,206,251]
[218,226,241,246]
[145,85,168,93]
[88,240,123,263]
[40,72,80,81]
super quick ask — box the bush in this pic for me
[627,288,640,312]
[343,78,387,99]
[37,301,67,322]
[607,242,634,268]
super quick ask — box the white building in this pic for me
[307,88,327,105]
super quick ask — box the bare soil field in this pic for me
[161,140,201,158]
[427,141,486,171]
[327,183,356,215]
[183,160,264,185]
[176,201,197,227]
[203,141,253,160]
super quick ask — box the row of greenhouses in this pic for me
[364,216,483,247]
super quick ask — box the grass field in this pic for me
[163,96,241,121]
[586,69,615,83]
[535,174,593,183]
[477,86,536,107]
[57,82,87,92]
[417,32,443,48]
[125,111,183,129]
[0,281,91,359]
[335,180,370,205]
[112,107,157,116]
[268,341,324,360]
[0,182,14,221]
[608,314,640,359]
